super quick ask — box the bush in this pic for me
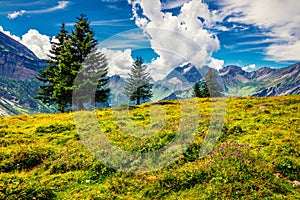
[89,161,116,181]
[277,158,299,180]
[35,123,75,134]
[0,146,52,172]
[219,125,245,142]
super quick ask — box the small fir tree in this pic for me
[124,57,153,105]
[193,80,210,98]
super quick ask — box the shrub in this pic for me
[35,123,75,134]
[277,158,299,180]
[219,125,245,142]
[0,146,52,172]
[89,161,116,181]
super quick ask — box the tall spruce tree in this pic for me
[36,23,71,112]
[36,14,109,112]
[124,57,153,105]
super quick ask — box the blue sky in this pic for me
[0,0,299,79]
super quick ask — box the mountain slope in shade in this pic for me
[0,31,53,116]
[0,31,47,80]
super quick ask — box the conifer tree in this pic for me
[124,57,153,105]
[36,24,71,112]
[71,14,98,64]
[36,14,109,112]
[192,80,209,98]
[73,48,110,110]
[193,82,201,97]
[205,68,223,97]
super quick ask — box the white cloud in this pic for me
[0,26,22,41]
[101,48,135,77]
[7,10,26,19]
[161,0,190,9]
[128,0,220,78]
[92,19,129,26]
[65,19,130,27]
[38,1,69,13]
[99,29,150,51]
[265,41,300,62]
[207,58,224,70]
[216,0,300,62]
[7,1,70,19]
[21,29,51,59]
[242,64,256,71]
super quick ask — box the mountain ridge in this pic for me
[219,63,300,96]
[0,31,299,115]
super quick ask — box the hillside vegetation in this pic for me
[0,96,299,199]
[0,78,55,116]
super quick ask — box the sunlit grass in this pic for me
[0,95,299,199]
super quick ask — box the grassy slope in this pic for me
[0,96,299,199]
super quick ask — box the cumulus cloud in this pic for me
[7,1,69,19]
[161,0,190,9]
[128,0,220,78]
[101,48,135,77]
[242,64,256,71]
[216,0,300,62]
[21,29,51,59]
[207,58,224,70]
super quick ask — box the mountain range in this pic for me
[107,62,299,105]
[0,31,299,115]
[220,63,300,97]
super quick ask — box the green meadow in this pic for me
[0,95,299,199]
